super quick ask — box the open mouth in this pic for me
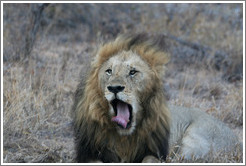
[110,99,133,129]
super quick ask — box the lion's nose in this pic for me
[107,85,125,94]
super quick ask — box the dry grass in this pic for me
[2,3,243,163]
[3,40,94,162]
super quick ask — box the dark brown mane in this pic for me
[72,33,170,162]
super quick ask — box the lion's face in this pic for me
[98,50,154,135]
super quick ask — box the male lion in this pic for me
[72,34,241,163]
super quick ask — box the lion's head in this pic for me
[98,50,161,135]
[74,34,171,162]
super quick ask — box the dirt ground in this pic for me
[2,3,244,163]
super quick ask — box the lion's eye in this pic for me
[106,69,112,75]
[129,70,138,76]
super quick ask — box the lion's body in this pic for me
[168,105,240,159]
[72,34,241,163]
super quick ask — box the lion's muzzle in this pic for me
[105,84,136,134]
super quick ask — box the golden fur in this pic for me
[73,34,170,162]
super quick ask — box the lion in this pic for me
[72,34,242,163]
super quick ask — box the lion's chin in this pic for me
[110,99,136,135]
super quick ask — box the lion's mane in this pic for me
[72,34,170,162]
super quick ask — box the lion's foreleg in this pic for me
[142,155,161,163]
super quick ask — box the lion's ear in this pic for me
[154,51,170,66]
[135,44,170,72]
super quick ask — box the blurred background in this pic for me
[2,3,243,163]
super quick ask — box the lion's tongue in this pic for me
[111,101,130,129]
